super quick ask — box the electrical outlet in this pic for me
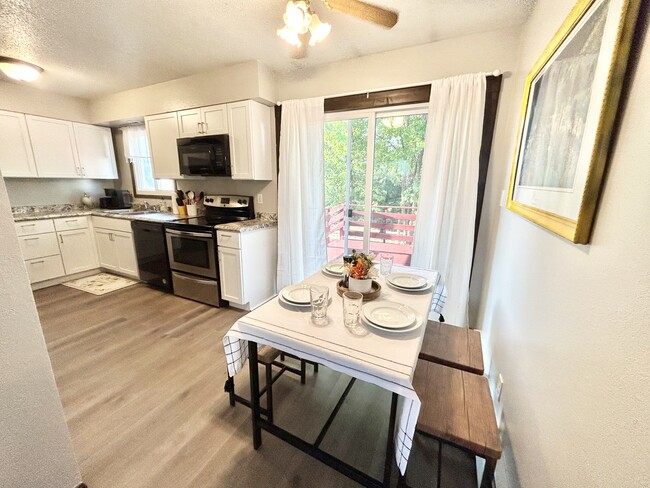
[496,374,504,403]
[257,193,263,204]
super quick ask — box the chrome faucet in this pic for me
[143,201,150,210]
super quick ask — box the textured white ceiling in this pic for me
[0,0,535,99]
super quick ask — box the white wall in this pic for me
[5,178,113,207]
[0,80,91,122]
[474,1,650,487]
[89,60,275,124]
[276,27,521,101]
[0,174,81,487]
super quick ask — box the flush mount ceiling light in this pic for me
[0,56,44,82]
[277,0,398,57]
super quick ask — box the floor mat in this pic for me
[62,272,139,296]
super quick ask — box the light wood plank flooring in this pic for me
[34,284,476,488]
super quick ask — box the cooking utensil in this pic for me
[176,197,184,207]
[176,189,185,202]
[187,191,195,202]
[196,191,204,203]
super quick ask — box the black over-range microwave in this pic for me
[177,134,231,176]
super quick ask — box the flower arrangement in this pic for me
[344,250,377,280]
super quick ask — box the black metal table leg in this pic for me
[383,392,399,487]
[248,340,262,449]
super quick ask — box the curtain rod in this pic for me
[275,70,502,105]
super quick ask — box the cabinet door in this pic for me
[113,231,139,278]
[145,113,180,179]
[0,110,37,177]
[73,123,118,179]
[58,228,98,274]
[227,101,253,180]
[26,115,80,178]
[94,229,119,271]
[201,104,228,135]
[177,109,202,137]
[218,247,244,304]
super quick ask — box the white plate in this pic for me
[386,273,428,289]
[362,301,417,329]
[278,293,331,309]
[362,313,423,335]
[322,263,345,276]
[280,284,312,305]
[385,280,433,293]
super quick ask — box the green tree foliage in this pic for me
[324,114,427,209]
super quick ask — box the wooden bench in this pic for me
[408,360,501,488]
[224,346,311,423]
[419,320,484,375]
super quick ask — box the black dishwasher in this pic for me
[131,220,172,292]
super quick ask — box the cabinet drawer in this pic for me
[216,230,241,249]
[25,255,65,283]
[19,233,61,260]
[54,216,89,231]
[92,216,133,233]
[15,219,55,236]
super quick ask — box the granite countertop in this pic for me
[13,208,187,223]
[215,216,278,233]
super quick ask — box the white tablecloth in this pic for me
[223,265,446,475]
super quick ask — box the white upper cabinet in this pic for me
[25,115,80,178]
[0,110,38,177]
[227,100,273,181]
[177,108,202,138]
[201,104,228,135]
[145,112,181,179]
[73,123,118,179]
[177,104,228,137]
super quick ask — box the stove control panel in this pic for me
[204,195,251,208]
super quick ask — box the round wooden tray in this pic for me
[336,279,381,301]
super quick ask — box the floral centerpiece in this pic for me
[344,250,376,293]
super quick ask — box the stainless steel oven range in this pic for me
[164,195,254,306]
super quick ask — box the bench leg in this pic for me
[480,457,497,488]
[224,376,235,407]
[265,363,274,423]
[300,359,306,384]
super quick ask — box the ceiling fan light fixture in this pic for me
[0,56,43,82]
[308,14,331,46]
[283,1,311,34]
[277,26,303,48]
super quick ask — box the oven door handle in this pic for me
[166,228,213,239]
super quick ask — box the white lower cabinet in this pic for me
[58,228,98,274]
[217,227,277,309]
[218,246,244,303]
[25,255,66,283]
[92,218,139,279]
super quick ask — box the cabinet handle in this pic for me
[59,235,64,244]
[24,237,40,241]
[30,260,45,265]
[21,223,36,228]
[65,219,78,223]
[197,121,202,134]
[202,121,207,133]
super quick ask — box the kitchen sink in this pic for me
[102,208,157,215]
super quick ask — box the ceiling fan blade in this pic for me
[324,0,398,29]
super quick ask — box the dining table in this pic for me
[222,264,446,487]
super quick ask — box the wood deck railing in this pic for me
[326,204,417,265]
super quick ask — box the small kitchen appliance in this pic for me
[164,195,254,306]
[102,188,133,209]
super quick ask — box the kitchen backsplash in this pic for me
[5,178,114,207]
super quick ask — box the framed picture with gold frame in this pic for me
[506,0,640,243]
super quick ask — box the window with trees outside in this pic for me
[324,105,428,265]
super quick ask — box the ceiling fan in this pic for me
[277,0,399,58]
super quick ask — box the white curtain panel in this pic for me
[120,125,149,158]
[412,73,486,326]
[277,97,327,290]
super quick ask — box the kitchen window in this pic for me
[324,105,428,266]
[121,124,175,197]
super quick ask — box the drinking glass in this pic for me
[343,291,367,336]
[380,254,394,275]
[310,285,330,326]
